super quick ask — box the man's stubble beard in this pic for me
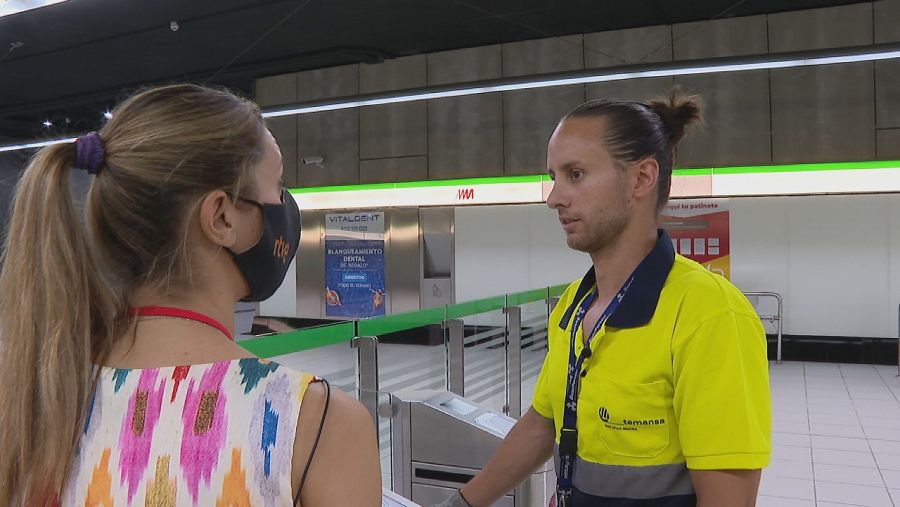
[567,207,630,254]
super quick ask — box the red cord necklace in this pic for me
[128,306,234,341]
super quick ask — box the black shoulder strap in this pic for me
[294,379,331,506]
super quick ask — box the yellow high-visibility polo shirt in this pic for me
[532,230,771,505]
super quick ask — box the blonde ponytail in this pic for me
[0,143,122,504]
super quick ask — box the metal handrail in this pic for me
[503,306,523,418]
[352,336,380,428]
[743,292,784,364]
[445,319,465,396]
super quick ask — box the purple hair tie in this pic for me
[74,132,106,175]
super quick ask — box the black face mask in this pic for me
[229,188,301,302]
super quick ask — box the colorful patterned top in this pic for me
[61,358,316,507]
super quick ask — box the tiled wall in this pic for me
[256,1,900,187]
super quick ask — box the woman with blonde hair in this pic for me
[0,84,382,506]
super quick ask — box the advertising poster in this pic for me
[660,199,730,279]
[325,212,386,318]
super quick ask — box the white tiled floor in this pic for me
[759,361,900,507]
[272,340,900,504]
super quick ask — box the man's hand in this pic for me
[457,408,556,507]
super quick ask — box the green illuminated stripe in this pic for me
[239,321,355,358]
[290,174,545,195]
[357,307,447,336]
[289,162,900,196]
[446,296,506,319]
[672,168,713,176]
[549,284,570,298]
[678,160,900,176]
[237,282,576,355]
[289,182,396,194]
[506,288,549,306]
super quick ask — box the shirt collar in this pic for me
[558,229,675,330]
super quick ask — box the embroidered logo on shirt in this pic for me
[599,406,610,423]
[599,406,666,430]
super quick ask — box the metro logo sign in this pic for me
[457,187,475,200]
[291,176,545,210]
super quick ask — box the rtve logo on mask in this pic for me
[273,236,290,263]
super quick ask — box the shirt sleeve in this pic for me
[532,280,582,421]
[673,309,772,470]
[531,287,575,420]
[531,351,554,419]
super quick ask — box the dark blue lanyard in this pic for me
[556,275,635,506]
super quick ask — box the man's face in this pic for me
[546,117,631,254]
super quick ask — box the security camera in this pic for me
[301,156,325,166]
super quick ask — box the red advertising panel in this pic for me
[660,199,730,279]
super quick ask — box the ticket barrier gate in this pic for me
[388,391,555,507]
[383,488,422,507]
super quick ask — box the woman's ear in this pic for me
[198,191,238,249]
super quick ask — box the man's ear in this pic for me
[631,157,660,201]
[198,190,238,249]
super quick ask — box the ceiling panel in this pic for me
[0,0,869,141]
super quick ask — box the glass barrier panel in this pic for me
[239,321,358,390]
[517,296,550,417]
[505,288,548,308]
[457,304,509,414]
[363,307,449,401]
[445,296,506,321]
[238,320,355,358]
[549,283,569,298]
[378,390,394,490]
[357,306,447,337]
[270,341,358,391]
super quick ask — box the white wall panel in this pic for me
[457,195,900,339]
[455,206,529,302]
[889,195,900,339]
[526,204,591,290]
[786,195,891,337]
[729,194,897,338]
[730,196,792,310]
[455,204,587,302]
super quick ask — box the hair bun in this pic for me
[646,92,702,145]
